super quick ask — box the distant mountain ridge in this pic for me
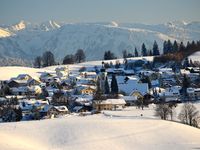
[0,20,199,64]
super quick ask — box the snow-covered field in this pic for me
[189,51,200,62]
[0,110,200,150]
[0,56,153,80]
[0,66,54,80]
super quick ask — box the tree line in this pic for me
[34,40,200,67]
[34,49,86,68]
[154,40,200,64]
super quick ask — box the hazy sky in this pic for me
[0,0,200,25]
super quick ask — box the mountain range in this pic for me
[0,20,200,64]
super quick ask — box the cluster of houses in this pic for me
[0,59,200,121]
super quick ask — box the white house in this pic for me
[187,88,200,101]
[160,86,181,101]
[93,99,126,111]
[117,76,149,95]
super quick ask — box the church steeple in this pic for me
[100,61,106,72]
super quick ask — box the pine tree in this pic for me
[167,40,173,53]
[163,40,168,54]
[134,47,139,57]
[122,50,128,58]
[111,75,118,95]
[152,41,160,56]
[181,74,190,97]
[149,50,153,56]
[15,107,22,121]
[142,43,147,56]
[179,42,185,51]
[183,57,190,68]
[104,77,110,94]
[104,51,116,60]
[173,40,178,52]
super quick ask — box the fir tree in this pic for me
[163,40,168,54]
[181,74,190,97]
[173,40,179,52]
[179,42,185,51]
[183,57,190,68]
[104,50,116,60]
[167,40,173,53]
[122,50,128,58]
[134,47,139,57]
[104,77,110,94]
[152,41,160,56]
[111,75,118,95]
[141,43,147,56]
[149,50,153,56]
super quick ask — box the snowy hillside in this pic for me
[0,66,55,80]
[189,51,200,62]
[0,21,200,62]
[0,112,200,150]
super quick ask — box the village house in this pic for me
[80,71,97,80]
[93,99,126,111]
[117,76,149,96]
[48,106,69,117]
[80,86,96,95]
[120,95,138,106]
[187,88,200,101]
[159,86,181,102]
[19,99,49,120]
[73,105,93,113]
[55,66,69,79]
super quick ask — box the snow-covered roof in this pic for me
[73,106,83,112]
[117,76,148,95]
[180,69,190,75]
[100,99,126,105]
[187,88,200,93]
[159,68,173,72]
[54,106,68,112]
[121,96,137,101]
[139,70,155,76]
[17,74,32,79]
[75,97,92,102]
[0,97,7,101]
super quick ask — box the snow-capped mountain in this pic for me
[0,20,199,63]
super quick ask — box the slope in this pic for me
[0,114,200,150]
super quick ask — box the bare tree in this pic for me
[42,51,55,67]
[63,54,75,64]
[34,56,42,68]
[155,103,174,120]
[75,49,86,63]
[178,103,199,127]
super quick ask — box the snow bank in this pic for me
[0,66,54,80]
[189,51,200,62]
[0,113,200,150]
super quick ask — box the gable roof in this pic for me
[100,99,126,105]
[54,106,68,112]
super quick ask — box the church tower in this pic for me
[98,61,107,94]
